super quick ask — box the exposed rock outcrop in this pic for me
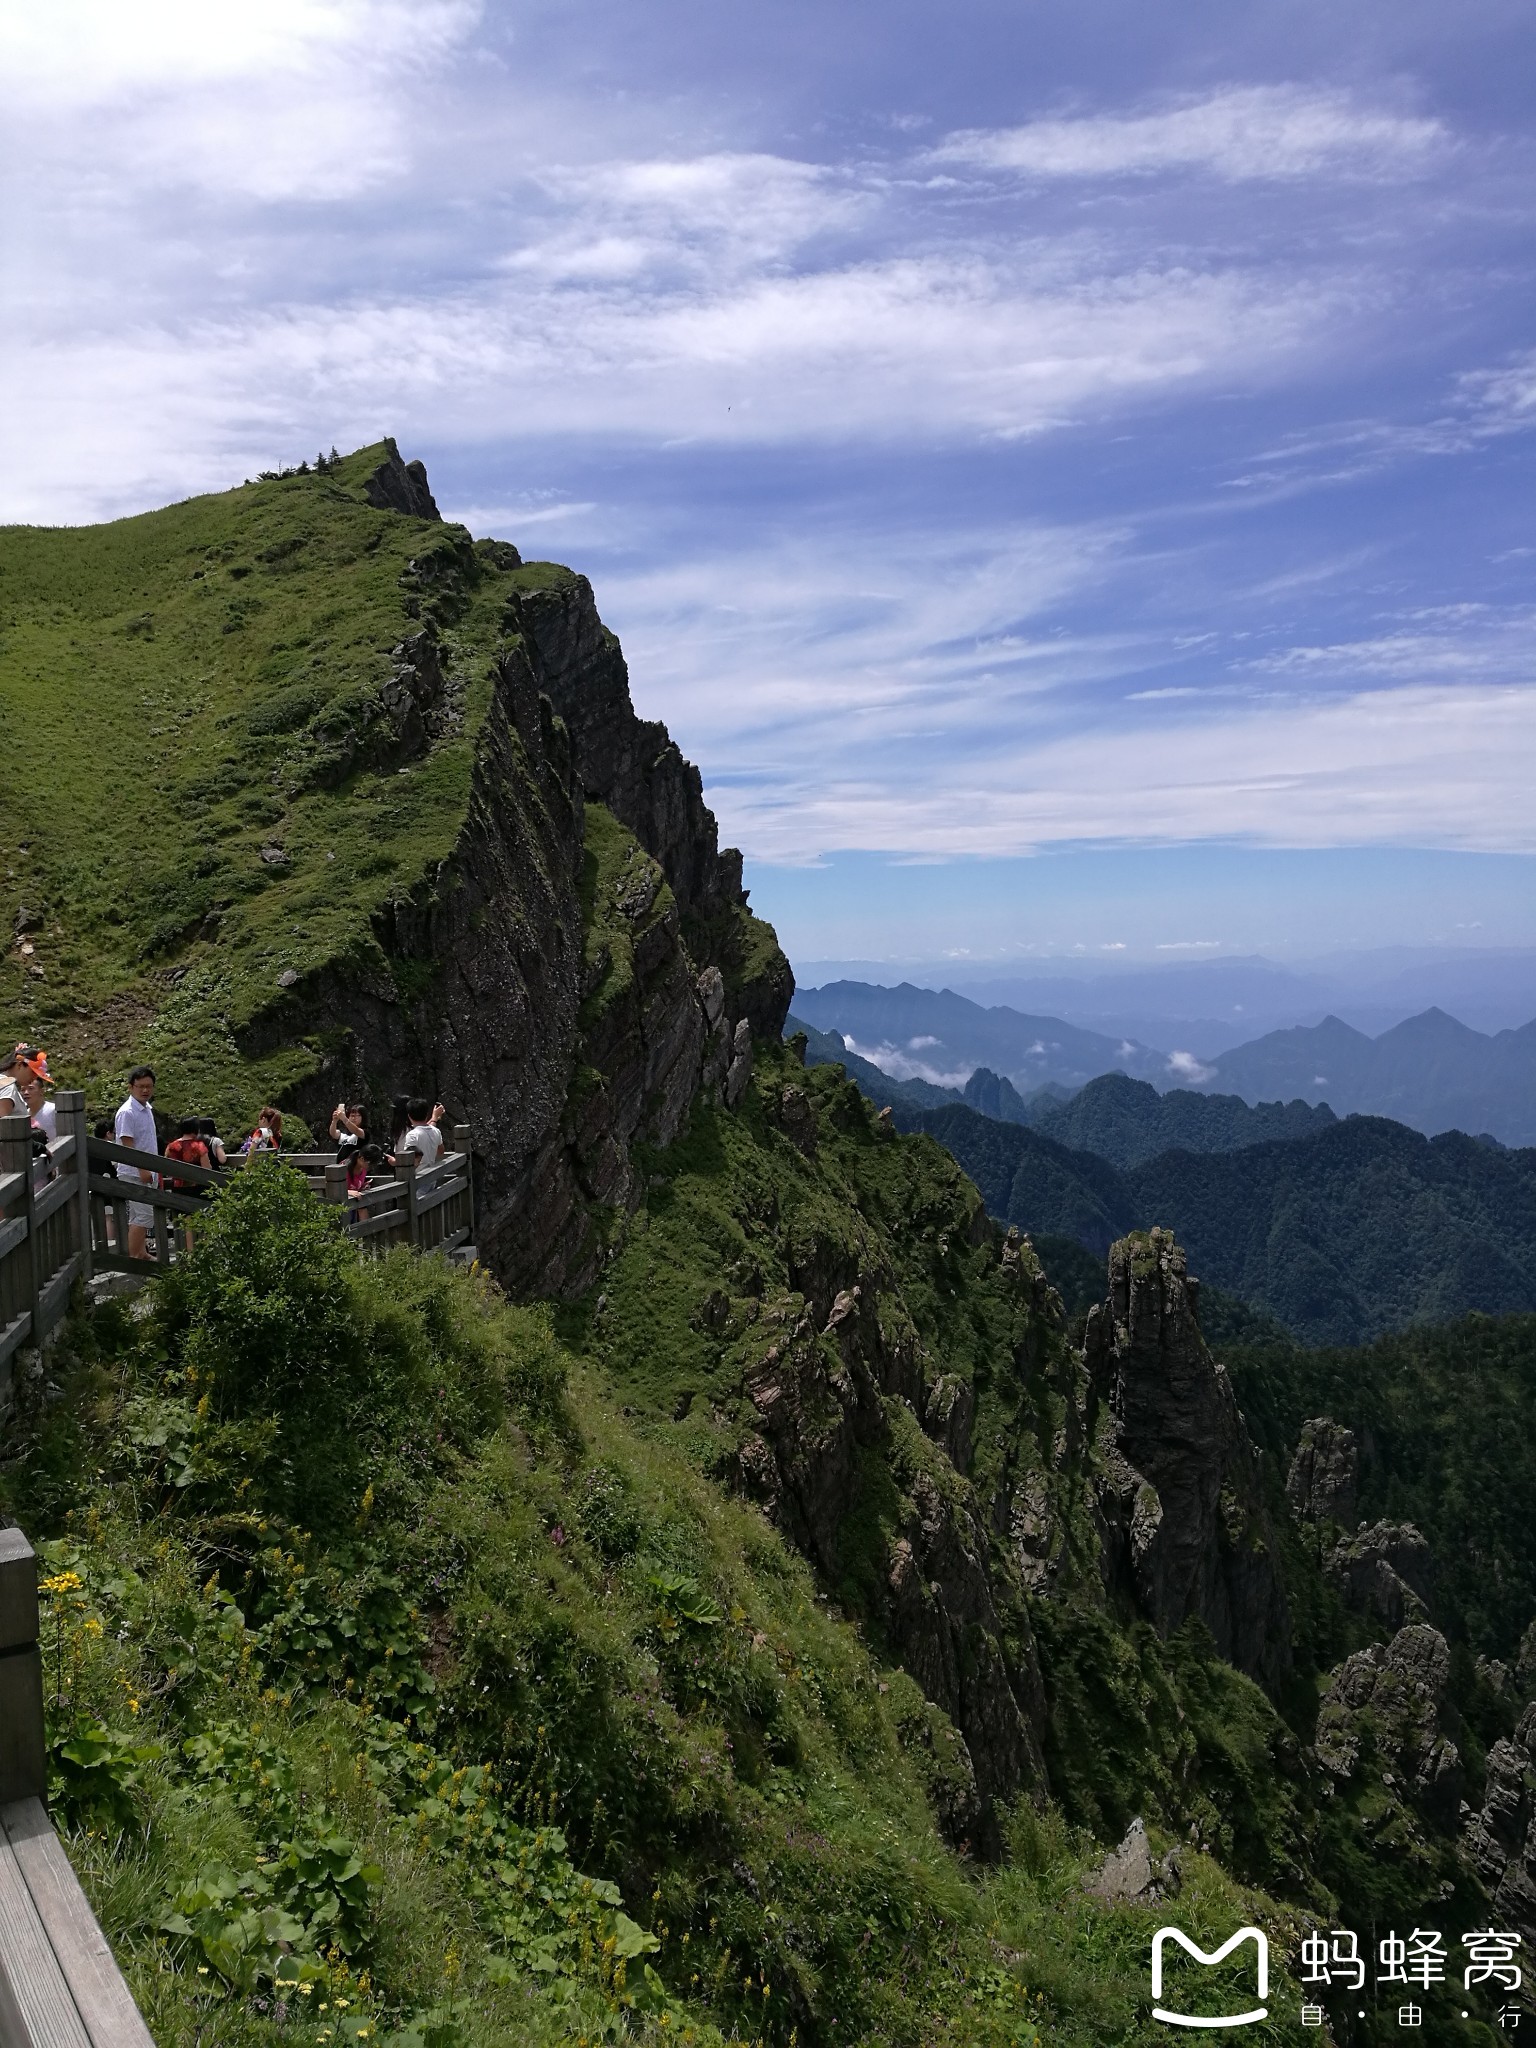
[734,1217,1047,1839]
[516,574,740,925]
[362,437,442,521]
[1286,1417,1359,1531]
[1316,1624,1465,1829]
[1082,1818,1182,1905]
[1325,1520,1434,1631]
[1086,1230,1291,1690]
[1465,1704,1536,1950]
[513,572,793,1040]
[277,640,589,1291]
[276,465,791,1300]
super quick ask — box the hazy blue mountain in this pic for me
[960,1066,1051,1123]
[1031,1071,1336,1168]
[1207,1007,1536,1145]
[795,947,1536,1052]
[793,980,1171,1092]
[795,978,1536,1147]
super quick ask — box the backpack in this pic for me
[164,1135,211,1191]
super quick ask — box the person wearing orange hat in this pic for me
[13,1046,55,1141]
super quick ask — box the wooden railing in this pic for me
[0,1097,476,1381]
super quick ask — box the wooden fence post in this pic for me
[56,1090,92,1290]
[0,1526,45,1806]
[398,1152,417,1249]
[0,1114,39,1355]
[323,1163,347,1209]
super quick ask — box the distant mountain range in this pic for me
[793,980,1536,1147]
[791,1023,1338,1166]
[896,1102,1536,1347]
[1205,1007,1536,1146]
[792,981,1173,1091]
[795,946,1536,1048]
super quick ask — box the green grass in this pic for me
[0,445,574,1137]
[2,1167,1053,2047]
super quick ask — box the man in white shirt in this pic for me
[114,1065,160,1260]
[400,1098,446,1172]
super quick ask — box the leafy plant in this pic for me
[49,1723,162,1829]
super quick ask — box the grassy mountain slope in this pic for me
[0,444,573,1133]
[10,456,1531,2047]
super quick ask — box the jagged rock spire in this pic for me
[1086,1228,1292,1689]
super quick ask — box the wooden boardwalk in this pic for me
[0,1097,475,1383]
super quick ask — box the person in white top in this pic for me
[400,1098,446,1172]
[0,1045,28,1121]
[114,1065,160,1260]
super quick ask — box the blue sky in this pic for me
[6,0,1535,970]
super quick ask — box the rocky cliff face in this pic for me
[277,474,791,1301]
[1084,1230,1292,1689]
[730,1126,1048,1843]
[1466,1704,1536,1951]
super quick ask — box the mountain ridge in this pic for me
[797,977,1536,1147]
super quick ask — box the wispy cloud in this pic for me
[0,246,1341,522]
[931,86,1445,184]
[712,684,1536,861]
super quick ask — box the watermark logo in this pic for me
[1152,1927,1269,2029]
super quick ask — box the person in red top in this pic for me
[163,1115,214,1254]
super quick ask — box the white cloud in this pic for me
[0,0,475,102]
[0,246,1344,523]
[1166,1050,1216,1081]
[1246,608,1536,681]
[934,86,1444,184]
[4,0,479,200]
[1459,350,1536,436]
[710,684,1536,861]
[840,1036,970,1089]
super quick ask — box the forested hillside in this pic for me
[1030,1072,1336,1167]
[896,1101,1536,1344]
